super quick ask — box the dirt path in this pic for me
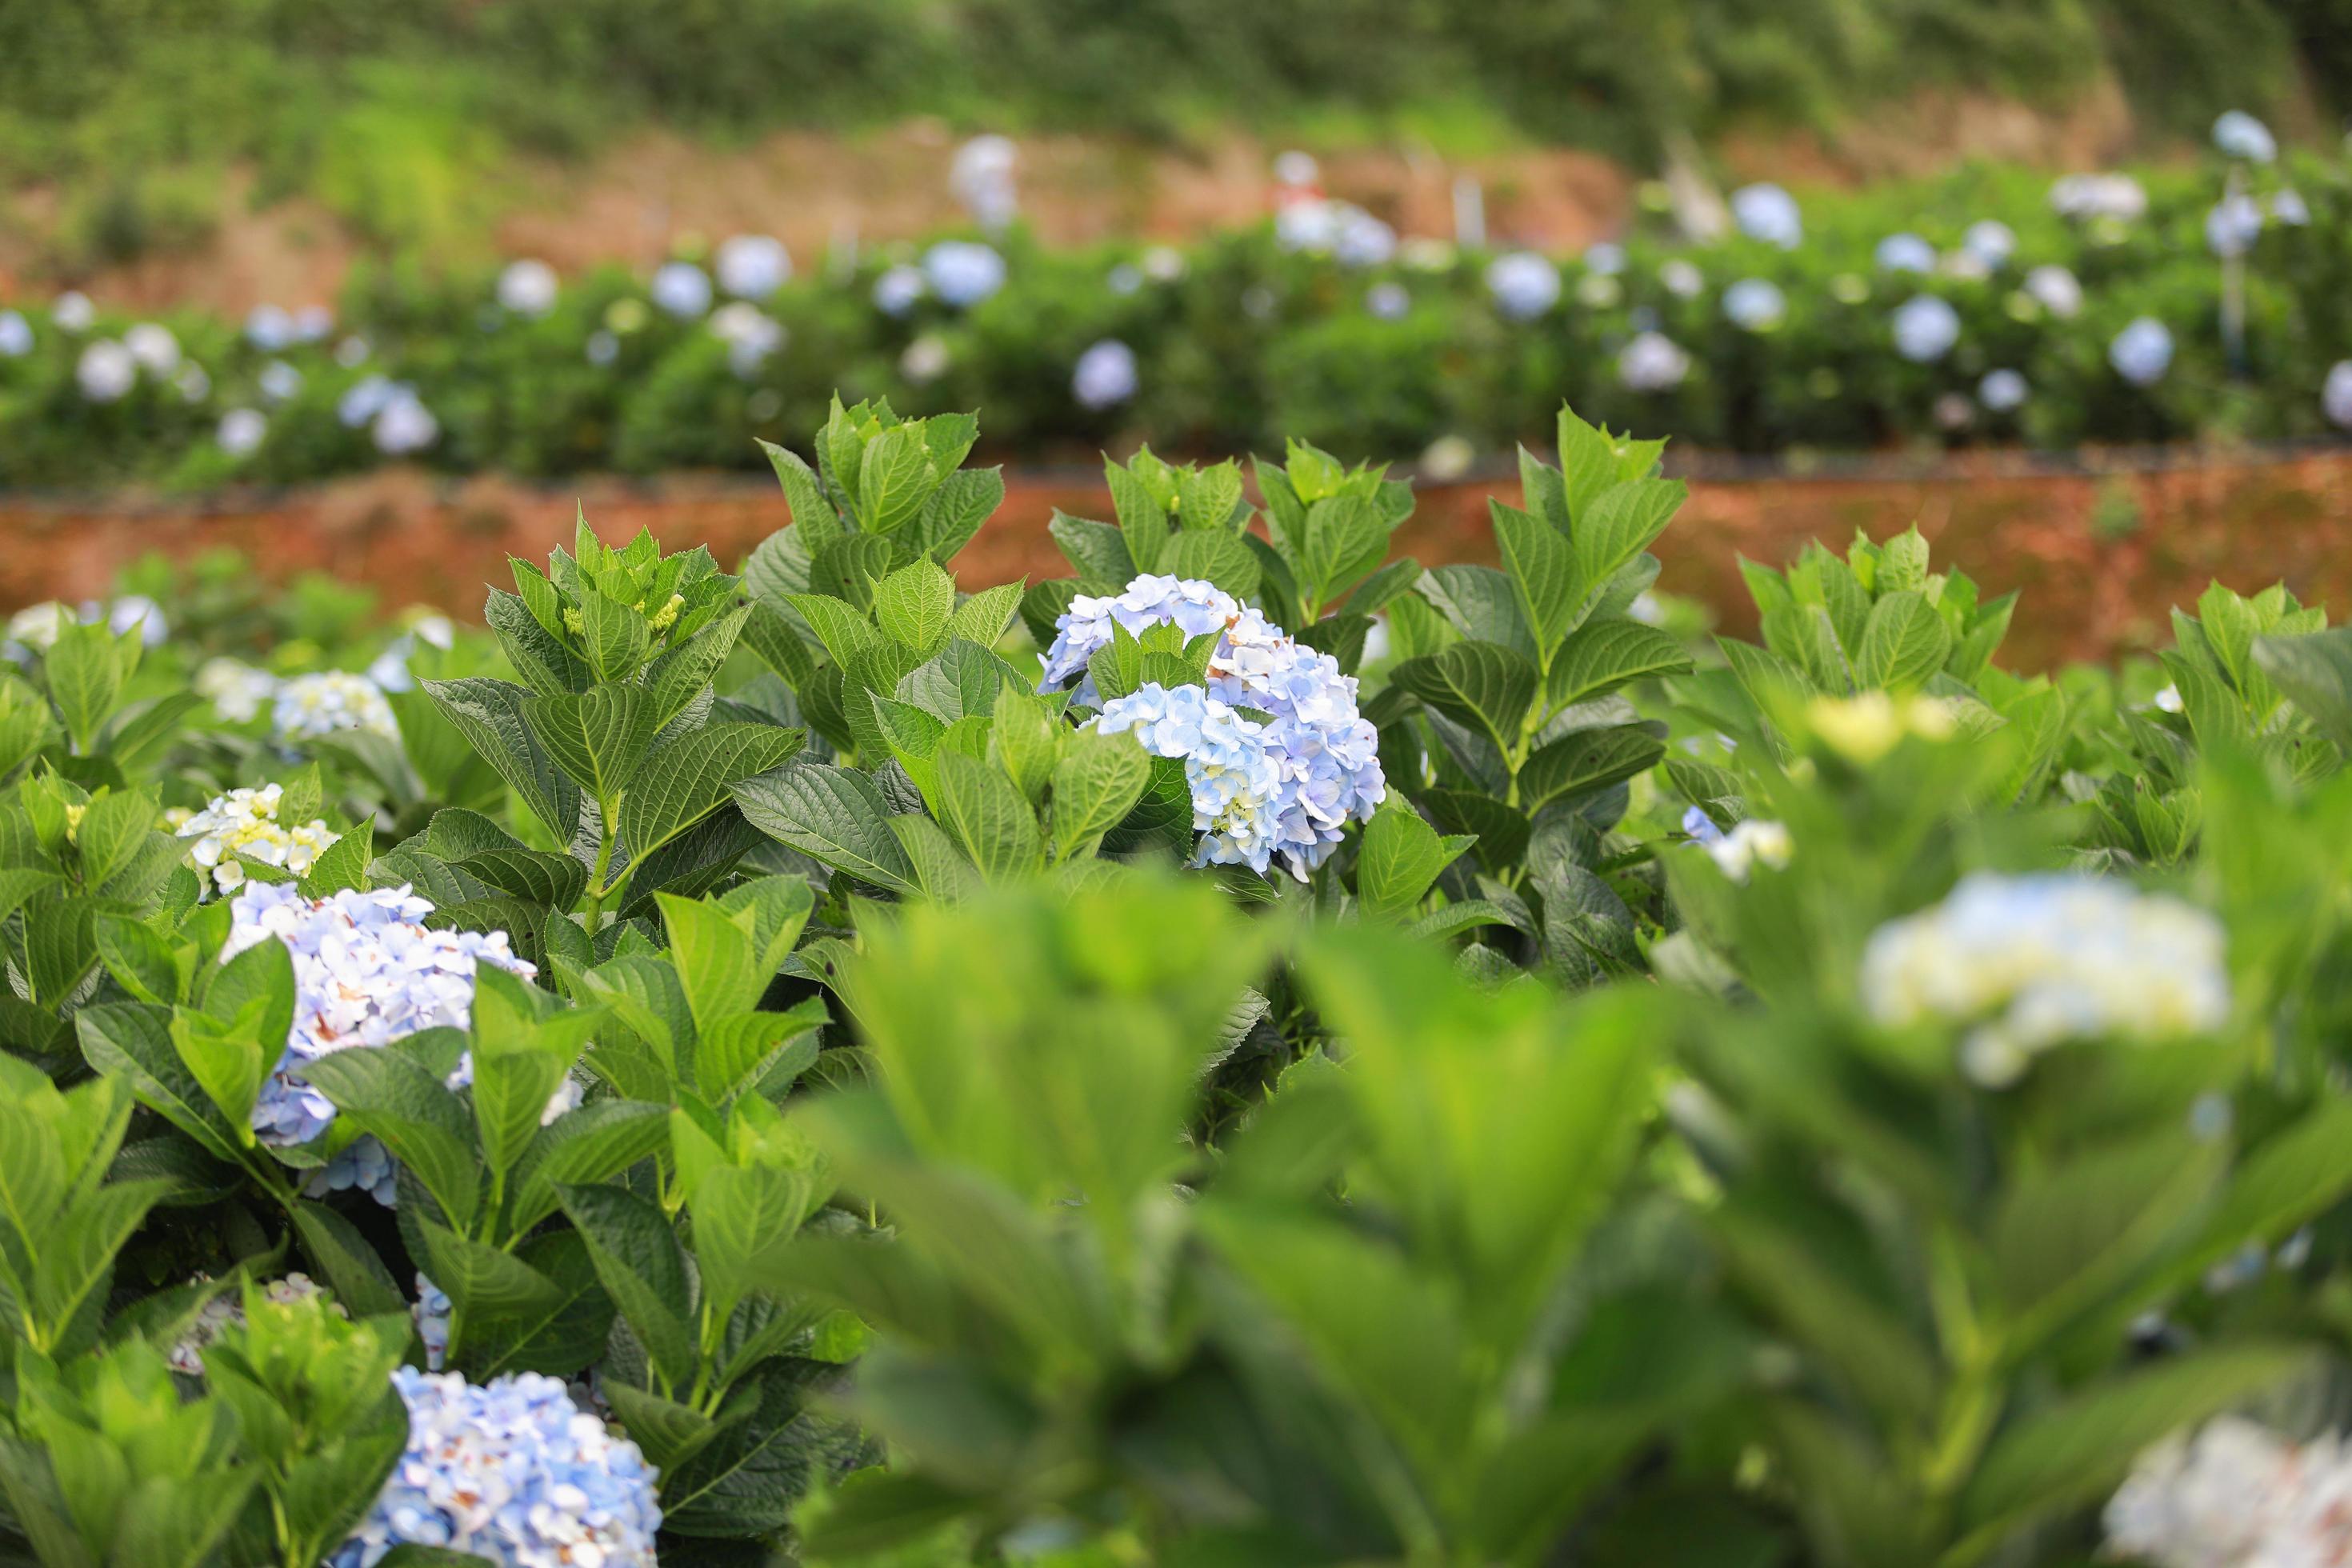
[10,448,2346,670]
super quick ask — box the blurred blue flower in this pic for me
[923,241,1007,308]
[1722,278,1786,332]
[2213,110,2278,163]
[1486,252,1561,321]
[1731,182,1803,248]
[1891,294,1962,363]
[2110,317,2174,387]
[1072,338,1138,409]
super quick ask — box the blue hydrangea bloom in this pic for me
[330,1368,660,1568]
[1050,575,1386,879]
[413,1274,452,1370]
[303,1134,398,1207]
[922,241,1007,308]
[1485,252,1561,321]
[1874,234,1937,275]
[1071,339,1138,409]
[1722,278,1786,333]
[1891,295,1962,363]
[1730,183,1802,249]
[227,883,536,1147]
[2110,317,2174,387]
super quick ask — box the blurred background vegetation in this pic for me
[3,0,2348,269]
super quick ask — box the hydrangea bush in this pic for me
[13,388,2352,1566]
[14,140,2352,489]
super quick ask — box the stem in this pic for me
[581,814,618,930]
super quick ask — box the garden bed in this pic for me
[13,443,2351,670]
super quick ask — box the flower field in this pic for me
[11,123,2352,491]
[4,383,2352,1566]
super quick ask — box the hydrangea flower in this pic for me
[245,304,295,351]
[171,783,340,898]
[1859,873,2230,1086]
[1659,258,1705,299]
[167,1274,334,1375]
[274,670,398,743]
[950,134,1019,231]
[871,264,926,317]
[1419,434,1474,482]
[1071,338,1138,410]
[585,331,619,367]
[294,306,334,342]
[2326,361,2352,431]
[496,260,559,318]
[1891,294,1962,362]
[1694,818,1791,882]
[218,408,267,460]
[1273,149,1319,188]
[2106,1417,2352,1566]
[2272,188,2312,226]
[1618,331,1692,393]
[197,657,278,722]
[650,261,713,318]
[1331,207,1397,268]
[1722,278,1786,333]
[715,234,791,298]
[373,392,440,456]
[1583,242,1626,277]
[2050,172,2146,222]
[923,241,1007,308]
[330,1369,660,1568]
[413,1274,453,1370]
[0,310,30,357]
[52,291,95,333]
[1096,683,1286,874]
[2206,193,2265,258]
[5,602,66,655]
[339,375,398,429]
[2212,110,2278,163]
[1874,233,1937,275]
[1962,220,2016,269]
[2022,263,2083,318]
[102,595,168,646]
[1106,263,1143,297]
[78,340,137,402]
[1365,281,1410,321]
[1486,253,1561,321]
[226,882,537,1146]
[1730,182,1802,248]
[304,1134,398,1207]
[899,333,950,384]
[1978,368,2029,413]
[709,302,786,377]
[125,322,180,375]
[2111,317,2176,388]
[1044,575,1386,879]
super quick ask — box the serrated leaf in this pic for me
[734,766,918,895]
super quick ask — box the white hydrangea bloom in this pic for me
[871,263,926,316]
[2050,172,2147,222]
[2106,1417,2352,1566]
[1659,258,1705,299]
[1703,818,1792,882]
[496,259,559,318]
[709,302,785,376]
[0,310,30,357]
[196,657,278,722]
[124,322,180,375]
[950,134,1019,231]
[1962,220,2016,269]
[218,407,267,459]
[1860,873,2230,1086]
[1618,331,1692,392]
[2326,362,2352,431]
[273,671,398,743]
[51,291,95,333]
[371,393,439,456]
[77,340,137,402]
[245,304,295,351]
[1723,278,1786,333]
[172,783,340,898]
[2023,263,2083,318]
[899,333,950,384]
[716,234,792,298]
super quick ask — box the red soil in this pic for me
[10,449,2350,671]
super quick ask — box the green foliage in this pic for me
[18,386,2352,1565]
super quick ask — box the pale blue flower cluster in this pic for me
[1044,574,1386,879]
[1874,233,1937,275]
[1722,278,1786,333]
[304,1135,398,1206]
[1485,253,1561,321]
[413,1274,453,1370]
[330,1369,660,1568]
[2110,317,2176,387]
[226,882,536,1146]
[1859,873,2230,1086]
[923,241,1007,308]
[1891,295,1962,363]
[1731,182,1803,248]
[1071,338,1138,409]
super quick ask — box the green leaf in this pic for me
[2254,625,2352,752]
[1048,730,1150,862]
[289,1200,407,1318]
[1572,478,1685,602]
[1955,1345,2312,1542]
[425,678,582,844]
[1857,591,1954,691]
[77,1002,241,1162]
[46,619,135,753]
[1048,512,1135,589]
[734,765,918,895]
[555,1183,698,1391]
[1391,642,1539,758]
[526,686,660,811]
[298,819,375,898]
[1548,622,1693,709]
[1491,502,1577,662]
[945,582,1023,648]
[417,1219,564,1322]
[94,914,178,1007]
[873,560,956,655]
[577,586,652,685]
[1355,804,1471,919]
[918,466,1005,562]
[620,723,805,863]
[1517,726,1666,814]
[854,423,938,537]
[935,751,1044,882]
[509,1099,673,1235]
[297,1049,481,1229]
